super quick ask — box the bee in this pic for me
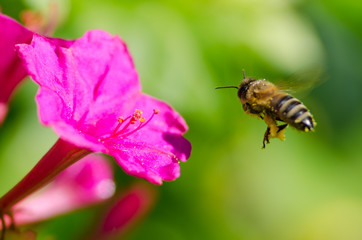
[216,70,316,148]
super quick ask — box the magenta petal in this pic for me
[11,154,115,225]
[111,147,181,185]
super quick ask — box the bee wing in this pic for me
[273,67,326,95]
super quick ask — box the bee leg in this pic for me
[277,124,288,133]
[276,124,288,141]
[262,126,271,149]
[259,113,264,120]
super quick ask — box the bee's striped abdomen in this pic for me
[271,94,315,132]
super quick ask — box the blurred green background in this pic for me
[1,0,362,239]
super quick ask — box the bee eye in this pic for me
[240,86,248,93]
[238,85,249,103]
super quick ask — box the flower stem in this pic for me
[0,138,90,211]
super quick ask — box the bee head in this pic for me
[215,70,255,102]
[238,78,256,103]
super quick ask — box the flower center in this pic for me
[98,109,159,142]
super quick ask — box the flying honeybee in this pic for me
[216,70,316,148]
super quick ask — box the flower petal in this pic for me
[110,143,181,185]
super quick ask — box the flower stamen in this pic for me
[119,109,159,139]
[100,109,159,142]
[112,116,128,134]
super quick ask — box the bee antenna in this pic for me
[242,69,246,79]
[215,86,238,90]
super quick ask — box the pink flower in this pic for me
[0,13,72,125]
[0,154,114,229]
[0,28,190,215]
[17,30,191,185]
